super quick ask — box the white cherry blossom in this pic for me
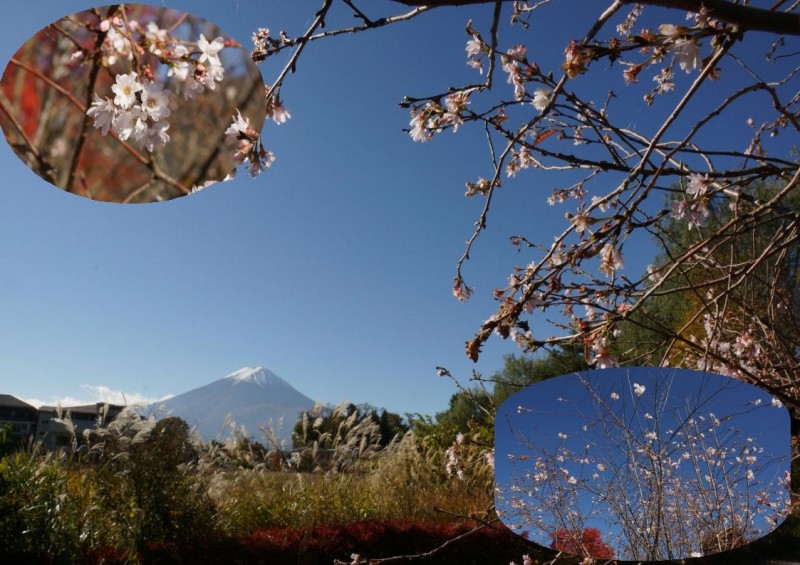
[168,45,192,82]
[111,72,142,110]
[225,110,251,144]
[112,106,146,142]
[670,38,702,73]
[532,87,551,112]
[86,94,115,136]
[140,81,171,121]
[197,33,225,66]
[140,120,170,152]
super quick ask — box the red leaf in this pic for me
[533,129,558,146]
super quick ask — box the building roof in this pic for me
[0,394,37,410]
[38,402,126,414]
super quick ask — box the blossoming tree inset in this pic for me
[0,4,267,202]
[494,367,791,561]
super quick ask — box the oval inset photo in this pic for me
[0,4,266,203]
[494,367,792,561]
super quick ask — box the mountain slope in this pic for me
[151,366,315,444]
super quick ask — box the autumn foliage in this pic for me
[549,527,615,560]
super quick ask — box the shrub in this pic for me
[0,450,82,563]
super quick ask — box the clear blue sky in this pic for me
[0,2,793,418]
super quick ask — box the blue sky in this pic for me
[0,0,548,415]
[0,2,794,419]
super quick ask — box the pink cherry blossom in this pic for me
[465,36,482,58]
[409,112,431,142]
[599,243,624,276]
[268,99,291,125]
[686,173,711,197]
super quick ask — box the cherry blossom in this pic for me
[267,98,291,125]
[167,45,192,82]
[442,91,471,133]
[112,106,146,142]
[465,33,485,73]
[140,81,171,121]
[465,35,482,58]
[686,173,712,197]
[409,110,432,142]
[86,94,116,136]
[532,87,550,112]
[197,33,225,67]
[670,38,702,73]
[593,338,618,368]
[733,332,761,361]
[225,110,252,144]
[671,198,710,230]
[652,67,676,94]
[248,144,275,177]
[102,25,132,66]
[111,72,143,110]
[569,212,590,236]
[144,22,169,56]
[139,121,170,152]
[182,77,205,100]
[599,243,624,277]
[200,61,225,89]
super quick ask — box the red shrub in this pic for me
[550,527,615,559]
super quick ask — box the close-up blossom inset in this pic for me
[495,367,792,561]
[0,4,267,203]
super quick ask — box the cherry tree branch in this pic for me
[392,0,800,36]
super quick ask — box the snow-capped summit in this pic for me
[225,366,288,387]
[150,366,315,443]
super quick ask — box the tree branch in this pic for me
[392,0,800,36]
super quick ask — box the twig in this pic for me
[264,0,334,104]
[65,5,116,193]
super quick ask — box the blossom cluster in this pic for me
[224,109,274,177]
[408,90,473,143]
[96,14,228,100]
[87,72,170,152]
[85,12,233,153]
[251,27,289,62]
[671,172,712,230]
[694,307,768,379]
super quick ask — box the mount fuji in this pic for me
[150,366,315,444]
